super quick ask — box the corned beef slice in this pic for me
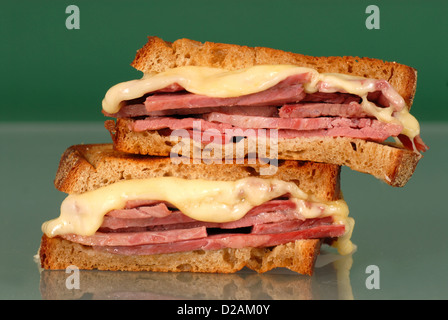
[144,85,305,112]
[94,224,345,256]
[107,104,279,118]
[106,74,426,149]
[278,102,369,118]
[62,226,208,247]
[132,115,402,142]
[100,200,302,231]
[64,200,345,255]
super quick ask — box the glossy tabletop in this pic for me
[0,122,447,299]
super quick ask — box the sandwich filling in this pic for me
[42,177,354,256]
[102,65,427,153]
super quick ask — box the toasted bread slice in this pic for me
[54,143,341,201]
[131,36,417,108]
[40,144,343,274]
[39,235,321,275]
[106,119,421,187]
[105,37,423,187]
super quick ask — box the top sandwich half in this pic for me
[102,36,428,187]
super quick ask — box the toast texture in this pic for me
[41,144,341,274]
[39,235,321,275]
[131,36,417,108]
[109,37,422,187]
[107,119,421,187]
[54,143,341,201]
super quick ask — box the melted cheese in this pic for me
[102,64,420,142]
[41,177,354,255]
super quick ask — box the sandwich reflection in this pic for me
[38,250,354,300]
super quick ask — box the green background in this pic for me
[1,0,447,122]
[1,0,448,300]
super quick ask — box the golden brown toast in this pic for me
[106,119,421,187]
[40,144,343,275]
[54,143,341,201]
[131,36,417,108]
[40,235,321,275]
[104,37,423,187]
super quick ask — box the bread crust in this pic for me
[54,143,341,201]
[131,36,417,108]
[107,119,421,187]
[44,144,338,275]
[39,235,321,275]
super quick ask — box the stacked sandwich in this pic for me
[39,37,427,275]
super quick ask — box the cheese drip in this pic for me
[41,177,354,255]
[102,65,421,143]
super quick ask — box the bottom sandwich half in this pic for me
[39,144,355,275]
